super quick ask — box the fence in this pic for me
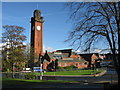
[56,67,107,72]
[2,72,26,79]
[2,67,107,79]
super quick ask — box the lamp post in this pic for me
[40,62,43,80]
[39,54,43,80]
[54,60,55,76]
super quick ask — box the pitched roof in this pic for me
[79,54,93,62]
[58,58,87,63]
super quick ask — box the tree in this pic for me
[25,44,36,68]
[65,2,120,85]
[2,25,27,72]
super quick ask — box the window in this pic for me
[59,63,61,66]
[81,63,84,66]
[64,63,67,67]
[76,63,78,67]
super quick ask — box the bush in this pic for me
[7,69,11,72]
[25,73,35,80]
[64,65,77,69]
[57,66,64,69]
[56,65,78,72]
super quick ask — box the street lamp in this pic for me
[39,54,43,80]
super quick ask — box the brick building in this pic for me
[79,53,102,68]
[33,49,105,71]
[42,49,88,71]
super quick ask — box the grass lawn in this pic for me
[35,69,104,76]
[2,78,79,87]
[2,69,105,87]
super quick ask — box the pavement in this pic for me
[42,69,118,84]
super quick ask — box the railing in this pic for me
[2,67,111,80]
[56,67,107,72]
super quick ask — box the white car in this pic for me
[22,68,31,72]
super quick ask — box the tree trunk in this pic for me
[117,1,120,87]
[113,54,120,87]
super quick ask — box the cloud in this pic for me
[0,43,6,47]
[0,43,6,51]
[75,50,81,53]
[92,48,111,54]
[0,42,27,51]
[93,49,101,53]
[99,49,111,54]
[43,45,55,52]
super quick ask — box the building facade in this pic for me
[43,49,88,71]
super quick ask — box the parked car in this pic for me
[100,61,111,67]
[22,68,31,72]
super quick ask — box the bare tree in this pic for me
[65,2,120,85]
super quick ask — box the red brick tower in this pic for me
[31,9,44,62]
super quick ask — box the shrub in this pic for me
[25,73,35,80]
[64,65,77,69]
[7,69,11,72]
[57,66,63,69]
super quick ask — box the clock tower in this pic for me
[31,9,44,63]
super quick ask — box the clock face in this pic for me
[37,26,41,30]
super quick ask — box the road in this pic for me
[44,68,118,84]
